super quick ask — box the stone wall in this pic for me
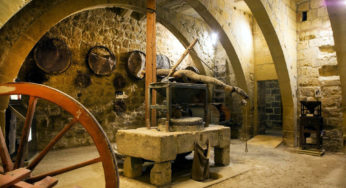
[156,24,192,69]
[17,8,200,150]
[296,0,343,150]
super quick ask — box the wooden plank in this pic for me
[0,126,14,172]
[33,176,58,188]
[14,176,58,188]
[13,181,34,188]
[145,0,157,129]
[297,149,325,156]
[0,168,31,187]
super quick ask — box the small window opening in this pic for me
[302,11,308,22]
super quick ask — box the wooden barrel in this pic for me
[34,38,71,74]
[127,51,146,79]
[87,46,116,76]
[126,51,171,79]
[156,54,171,70]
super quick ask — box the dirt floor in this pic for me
[212,140,346,188]
[32,139,346,188]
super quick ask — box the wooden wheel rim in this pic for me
[0,82,119,188]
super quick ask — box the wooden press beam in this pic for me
[145,0,157,129]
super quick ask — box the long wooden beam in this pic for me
[145,0,157,129]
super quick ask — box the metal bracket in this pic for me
[146,8,156,13]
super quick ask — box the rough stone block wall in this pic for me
[258,80,282,133]
[16,8,203,150]
[297,0,343,150]
[156,24,192,69]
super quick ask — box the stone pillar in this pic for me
[0,73,13,133]
[150,161,171,186]
[0,96,10,134]
[282,104,296,147]
[123,157,143,178]
[214,146,230,166]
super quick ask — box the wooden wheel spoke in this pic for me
[15,96,38,169]
[28,157,101,182]
[27,118,78,171]
[0,83,119,187]
[0,127,14,172]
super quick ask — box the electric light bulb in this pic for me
[211,32,218,46]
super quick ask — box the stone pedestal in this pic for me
[214,146,230,166]
[116,125,230,185]
[150,162,171,186]
[124,157,143,178]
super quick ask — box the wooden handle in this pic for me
[167,38,198,78]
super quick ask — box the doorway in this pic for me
[257,80,282,136]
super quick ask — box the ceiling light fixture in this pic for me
[211,32,218,46]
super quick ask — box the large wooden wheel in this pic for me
[0,82,119,187]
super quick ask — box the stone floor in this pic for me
[32,140,346,188]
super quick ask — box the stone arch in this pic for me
[325,0,346,134]
[0,0,208,130]
[156,16,205,74]
[0,0,205,85]
[183,0,249,92]
[243,0,296,145]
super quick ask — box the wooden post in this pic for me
[145,0,157,129]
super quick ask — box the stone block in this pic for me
[322,108,343,118]
[218,127,231,148]
[321,85,342,96]
[116,129,177,162]
[299,87,316,97]
[298,2,309,11]
[299,77,320,87]
[319,45,335,53]
[317,7,328,17]
[116,125,230,162]
[318,65,339,76]
[214,146,230,166]
[323,129,343,151]
[150,162,171,186]
[124,157,143,178]
[321,96,342,108]
[319,76,341,86]
[311,0,323,9]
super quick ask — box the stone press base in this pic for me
[116,125,231,186]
